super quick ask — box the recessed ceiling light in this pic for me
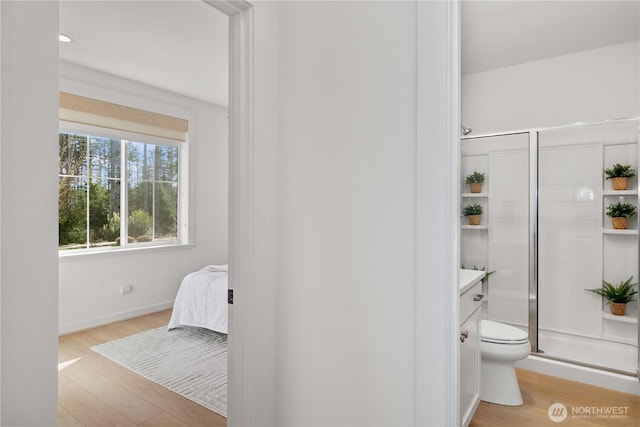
[59,34,72,43]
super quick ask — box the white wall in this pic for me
[462,41,640,134]
[58,62,228,333]
[270,1,457,425]
[276,2,417,423]
[0,2,59,424]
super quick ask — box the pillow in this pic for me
[201,264,228,272]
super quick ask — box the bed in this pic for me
[168,264,228,334]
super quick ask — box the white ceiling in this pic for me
[60,1,639,106]
[59,1,229,106]
[462,0,640,75]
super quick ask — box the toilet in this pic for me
[480,319,531,406]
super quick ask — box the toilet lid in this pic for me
[481,320,529,344]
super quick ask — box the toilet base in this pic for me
[481,358,523,406]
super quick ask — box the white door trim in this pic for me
[416,1,460,425]
[204,1,255,425]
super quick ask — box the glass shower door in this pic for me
[461,133,531,337]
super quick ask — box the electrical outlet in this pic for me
[121,284,132,295]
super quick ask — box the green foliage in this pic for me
[88,182,114,242]
[462,204,483,216]
[605,202,637,218]
[127,142,178,239]
[604,163,636,179]
[59,133,88,247]
[128,209,153,238]
[465,171,485,184]
[585,276,638,304]
[100,212,121,242]
[58,182,87,246]
[59,133,123,248]
[154,183,178,237]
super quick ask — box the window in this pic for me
[57,92,189,252]
[58,129,182,251]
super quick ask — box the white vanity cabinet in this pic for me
[459,269,485,427]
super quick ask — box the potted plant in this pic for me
[463,204,483,225]
[604,163,635,190]
[605,202,637,230]
[465,171,485,193]
[585,276,638,315]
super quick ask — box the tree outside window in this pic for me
[58,131,179,250]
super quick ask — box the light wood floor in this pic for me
[470,368,640,427]
[60,311,639,427]
[58,309,226,427]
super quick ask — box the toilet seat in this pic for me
[481,320,529,344]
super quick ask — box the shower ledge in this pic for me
[602,228,638,235]
[602,311,638,324]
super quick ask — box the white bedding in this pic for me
[168,265,228,334]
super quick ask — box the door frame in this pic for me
[204,1,256,425]
[416,1,460,425]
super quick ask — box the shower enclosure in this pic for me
[461,118,640,379]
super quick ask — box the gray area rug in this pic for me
[91,326,227,417]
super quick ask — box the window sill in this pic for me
[59,242,195,261]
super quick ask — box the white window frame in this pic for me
[58,120,190,254]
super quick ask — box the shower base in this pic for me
[516,330,640,396]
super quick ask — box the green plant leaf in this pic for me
[604,163,636,179]
[585,276,638,303]
[605,202,637,218]
[462,203,483,216]
[465,171,485,184]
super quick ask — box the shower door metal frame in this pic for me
[529,131,539,353]
[637,120,640,382]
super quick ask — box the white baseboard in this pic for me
[58,301,174,335]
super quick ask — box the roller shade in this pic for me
[60,92,188,142]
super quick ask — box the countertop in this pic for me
[460,269,485,294]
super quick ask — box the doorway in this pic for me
[461,0,640,388]
[57,0,238,422]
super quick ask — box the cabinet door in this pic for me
[460,308,481,427]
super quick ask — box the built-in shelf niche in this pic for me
[460,150,490,274]
[600,141,638,347]
[461,194,488,228]
[602,191,638,231]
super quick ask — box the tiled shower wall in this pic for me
[487,148,529,326]
[538,144,602,338]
